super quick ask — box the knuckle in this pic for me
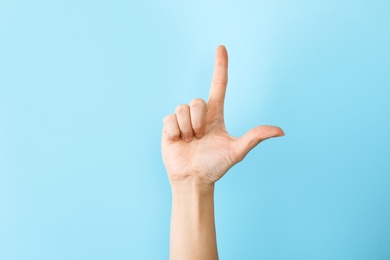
[230,145,245,163]
[190,98,206,108]
[163,114,174,123]
[212,78,227,86]
[175,104,189,114]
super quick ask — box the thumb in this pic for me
[232,125,285,162]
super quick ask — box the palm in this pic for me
[161,46,284,185]
[163,116,237,183]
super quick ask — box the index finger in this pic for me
[208,45,228,113]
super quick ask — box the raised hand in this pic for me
[162,45,284,185]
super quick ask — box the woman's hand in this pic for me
[161,45,284,185]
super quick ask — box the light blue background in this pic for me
[1,0,389,259]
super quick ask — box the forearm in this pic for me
[170,180,218,260]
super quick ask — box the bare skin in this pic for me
[162,45,284,260]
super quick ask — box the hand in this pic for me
[161,45,284,185]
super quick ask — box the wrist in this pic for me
[170,177,215,196]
